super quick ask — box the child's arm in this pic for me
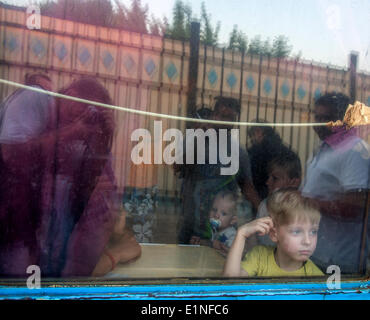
[92,232,141,277]
[92,228,141,277]
[223,217,273,277]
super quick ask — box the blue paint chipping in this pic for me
[0,280,368,300]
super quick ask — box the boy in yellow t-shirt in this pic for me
[223,189,324,277]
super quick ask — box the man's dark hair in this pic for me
[61,77,112,105]
[268,147,302,180]
[214,96,241,115]
[24,73,51,86]
[193,106,213,119]
[314,92,350,121]
[247,118,282,145]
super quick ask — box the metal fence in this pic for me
[1,8,369,198]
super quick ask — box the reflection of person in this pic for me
[192,106,213,130]
[0,77,140,277]
[301,92,370,274]
[0,73,55,277]
[190,190,237,256]
[247,120,287,200]
[173,106,213,179]
[0,73,53,144]
[251,147,302,247]
[177,97,260,244]
[223,189,324,277]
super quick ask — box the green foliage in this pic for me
[167,0,191,40]
[40,0,114,27]
[246,34,292,58]
[200,1,220,46]
[166,1,220,45]
[228,25,247,52]
[37,0,296,57]
[38,0,167,35]
[248,35,263,55]
[149,15,169,36]
[271,35,292,58]
[261,38,272,57]
[124,0,149,33]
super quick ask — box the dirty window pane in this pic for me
[0,1,369,282]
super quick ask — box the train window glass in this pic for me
[0,1,369,284]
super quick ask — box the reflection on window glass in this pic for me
[0,1,369,282]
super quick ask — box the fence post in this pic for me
[186,21,200,122]
[349,51,358,103]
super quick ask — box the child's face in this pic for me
[209,196,235,231]
[271,215,319,263]
[248,128,264,145]
[266,165,299,195]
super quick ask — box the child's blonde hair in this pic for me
[266,188,320,227]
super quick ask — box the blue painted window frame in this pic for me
[0,277,369,300]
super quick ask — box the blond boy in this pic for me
[223,189,324,277]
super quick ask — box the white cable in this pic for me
[0,78,328,127]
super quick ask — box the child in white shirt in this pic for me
[190,190,238,256]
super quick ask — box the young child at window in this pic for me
[223,189,324,277]
[252,147,302,247]
[190,190,238,256]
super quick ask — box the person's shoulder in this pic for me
[12,86,51,106]
[251,245,274,256]
[351,138,370,160]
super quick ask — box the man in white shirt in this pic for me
[301,92,370,274]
